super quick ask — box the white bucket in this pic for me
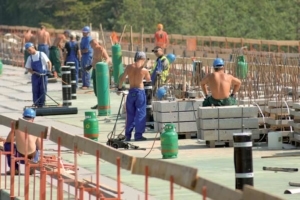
[268,132,283,150]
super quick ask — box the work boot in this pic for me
[91,105,97,109]
[134,136,147,141]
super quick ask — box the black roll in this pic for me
[62,84,72,106]
[233,132,254,190]
[33,106,78,116]
[71,83,77,99]
[143,81,153,106]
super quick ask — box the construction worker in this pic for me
[201,58,241,107]
[150,46,170,95]
[64,32,81,86]
[36,25,51,58]
[154,24,169,48]
[24,42,52,107]
[21,29,35,74]
[4,108,41,175]
[118,52,151,141]
[89,39,110,109]
[80,26,93,89]
[49,33,66,77]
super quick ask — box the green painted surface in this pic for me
[0,60,3,75]
[96,62,111,116]
[160,123,178,159]
[83,111,99,141]
[236,55,248,79]
[112,44,124,85]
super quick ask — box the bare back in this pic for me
[24,32,33,43]
[205,71,234,99]
[126,64,151,89]
[37,29,50,45]
[92,46,109,67]
[15,130,37,155]
[53,34,66,47]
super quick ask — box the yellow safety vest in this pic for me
[150,56,170,83]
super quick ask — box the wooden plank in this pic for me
[198,106,258,119]
[131,158,198,190]
[198,118,258,130]
[74,136,134,171]
[0,114,17,127]
[193,176,243,200]
[49,127,75,150]
[199,129,260,141]
[243,185,283,200]
[266,119,292,126]
[18,118,48,138]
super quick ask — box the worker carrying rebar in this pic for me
[117,52,151,141]
[201,58,241,107]
[25,42,52,107]
[3,108,41,175]
[150,46,170,95]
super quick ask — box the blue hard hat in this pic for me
[166,54,176,64]
[82,26,90,33]
[23,108,36,118]
[25,42,34,50]
[213,58,224,68]
[156,87,166,100]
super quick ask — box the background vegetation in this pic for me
[0,0,299,40]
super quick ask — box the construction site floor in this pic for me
[0,65,300,200]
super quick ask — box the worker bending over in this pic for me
[25,42,52,107]
[118,52,151,141]
[201,58,241,106]
[4,108,41,175]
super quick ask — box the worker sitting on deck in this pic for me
[150,46,170,95]
[4,108,41,175]
[118,52,151,141]
[201,58,241,107]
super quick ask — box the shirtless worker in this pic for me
[49,33,66,77]
[21,29,35,74]
[36,25,51,58]
[118,52,151,141]
[201,58,241,107]
[89,39,110,109]
[4,108,41,175]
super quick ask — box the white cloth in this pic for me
[25,51,50,70]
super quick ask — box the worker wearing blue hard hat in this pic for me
[117,51,151,141]
[3,108,41,175]
[201,58,241,107]
[80,26,93,89]
[24,42,52,107]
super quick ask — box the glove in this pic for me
[85,65,92,71]
[230,93,236,99]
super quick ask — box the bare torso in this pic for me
[205,71,234,99]
[24,32,33,43]
[37,29,50,45]
[15,130,37,155]
[92,46,108,68]
[127,64,151,89]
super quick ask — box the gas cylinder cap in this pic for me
[164,123,176,131]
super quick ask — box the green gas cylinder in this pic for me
[0,59,3,75]
[83,111,99,141]
[160,123,178,159]
[236,55,248,79]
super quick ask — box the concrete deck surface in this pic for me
[0,65,299,200]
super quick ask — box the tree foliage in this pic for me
[0,0,299,40]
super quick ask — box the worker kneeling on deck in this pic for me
[118,52,151,141]
[3,108,41,175]
[201,58,241,107]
